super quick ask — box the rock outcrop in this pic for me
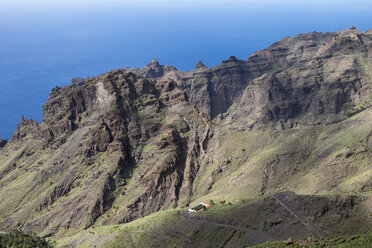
[194,61,207,70]
[71,77,86,86]
[10,115,40,144]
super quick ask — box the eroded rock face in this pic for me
[129,56,255,120]
[226,28,372,128]
[0,70,208,236]
[130,28,372,128]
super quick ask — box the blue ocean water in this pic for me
[0,0,372,139]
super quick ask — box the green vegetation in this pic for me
[56,195,372,248]
[102,208,184,248]
[57,208,185,248]
[0,230,53,248]
[251,234,372,248]
[342,100,372,117]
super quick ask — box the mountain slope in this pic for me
[0,71,209,237]
[0,27,371,247]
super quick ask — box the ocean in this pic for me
[1,0,371,139]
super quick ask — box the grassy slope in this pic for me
[251,234,372,248]
[56,209,185,248]
[187,108,372,210]
[56,195,371,248]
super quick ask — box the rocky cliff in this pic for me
[0,70,209,237]
[0,27,371,245]
[130,27,372,129]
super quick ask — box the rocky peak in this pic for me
[194,61,207,70]
[71,77,86,86]
[340,26,362,37]
[147,59,160,66]
[130,59,178,79]
[10,115,40,143]
[18,115,39,129]
[222,56,240,63]
[347,26,357,31]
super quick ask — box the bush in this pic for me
[0,230,53,248]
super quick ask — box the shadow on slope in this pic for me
[57,193,371,248]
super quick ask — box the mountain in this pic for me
[0,27,371,247]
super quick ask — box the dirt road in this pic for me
[274,192,326,238]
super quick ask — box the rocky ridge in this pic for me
[129,27,372,129]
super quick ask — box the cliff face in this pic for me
[226,28,372,129]
[0,70,209,237]
[129,56,256,120]
[130,27,372,128]
[0,27,371,240]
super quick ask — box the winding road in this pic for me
[273,192,326,238]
